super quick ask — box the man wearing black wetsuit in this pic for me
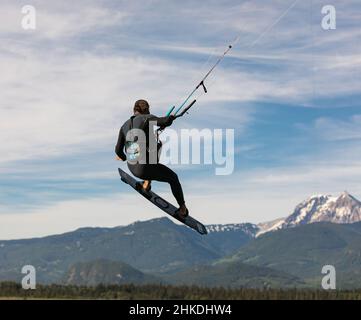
[115,99,189,218]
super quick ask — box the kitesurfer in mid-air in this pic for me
[115,99,189,219]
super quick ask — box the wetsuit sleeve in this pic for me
[115,128,127,161]
[147,115,174,128]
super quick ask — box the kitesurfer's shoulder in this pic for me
[121,118,131,127]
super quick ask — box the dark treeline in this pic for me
[1,282,361,300]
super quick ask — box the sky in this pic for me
[0,0,360,239]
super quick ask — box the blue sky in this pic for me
[0,0,360,239]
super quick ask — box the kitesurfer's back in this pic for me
[115,99,189,219]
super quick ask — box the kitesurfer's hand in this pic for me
[167,115,175,126]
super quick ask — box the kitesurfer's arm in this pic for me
[115,128,127,161]
[148,115,175,128]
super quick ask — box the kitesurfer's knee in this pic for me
[168,171,180,184]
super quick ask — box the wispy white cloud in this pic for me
[0,1,127,37]
[0,48,200,164]
[312,115,361,141]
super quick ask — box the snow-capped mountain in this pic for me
[258,191,361,234]
[206,223,259,237]
[256,217,286,236]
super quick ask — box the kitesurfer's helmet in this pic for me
[134,99,150,115]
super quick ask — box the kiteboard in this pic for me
[118,168,207,235]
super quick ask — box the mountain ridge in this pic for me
[1,192,361,288]
[0,216,254,283]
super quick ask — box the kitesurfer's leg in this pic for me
[151,164,185,207]
[149,164,189,218]
[128,163,188,216]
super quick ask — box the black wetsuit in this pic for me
[115,114,185,206]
